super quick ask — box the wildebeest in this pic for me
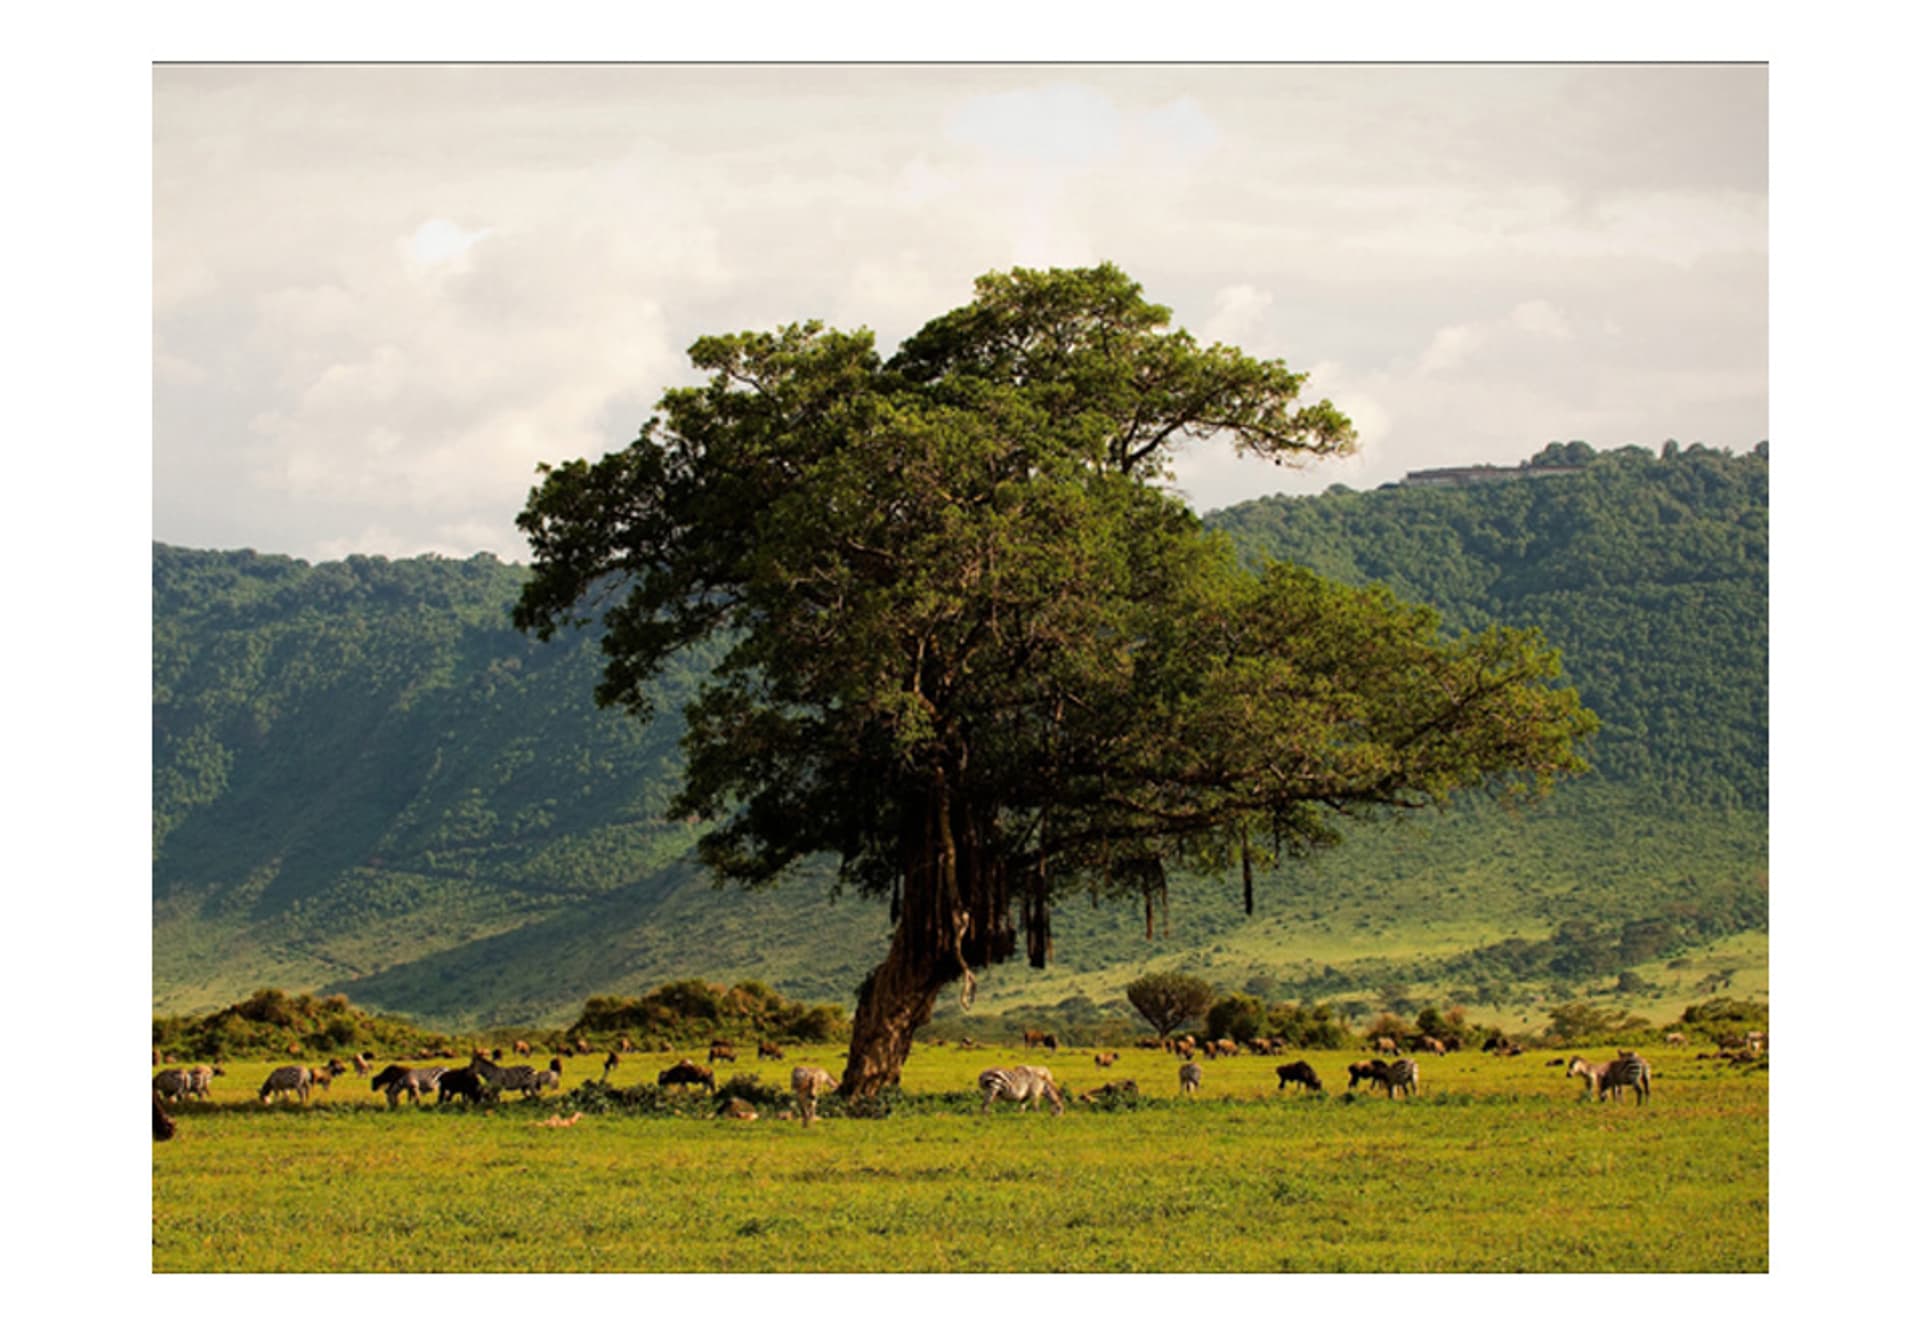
[1274,1061,1323,1093]
[1415,1035,1447,1056]
[153,1091,177,1142]
[437,1065,494,1105]
[659,1060,716,1092]
[1372,1035,1399,1055]
[1093,1051,1118,1068]
[758,1040,786,1061]
[708,1041,738,1064]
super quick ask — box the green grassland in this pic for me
[152,1042,1767,1273]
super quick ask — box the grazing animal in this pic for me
[437,1065,494,1105]
[306,1066,333,1093]
[1567,1053,1652,1104]
[1093,1051,1118,1068]
[574,1039,592,1056]
[978,1065,1064,1115]
[603,1051,621,1076]
[1416,1035,1447,1056]
[371,1064,446,1108]
[351,1053,372,1076]
[473,1054,563,1099]
[1665,1031,1686,1046]
[152,1068,193,1103]
[1022,1029,1047,1049]
[259,1065,313,1104]
[659,1060,716,1092]
[1173,1036,1197,1059]
[513,1040,532,1056]
[1348,1058,1419,1098]
[1079,1079,1139,1103]
[153,1091,177,1141]
[1274,1061,1323,1093]
[186,1064,218,1099]
[1215,1038,1239,1058]
[758,1040,786,1061]
[1247,1037,1273,1056]
[790,1065,839,1127]
[1373,1036,1399,1056]
[618,1036,636,1053]
[1178,1062,1202,1096]
[708,1041,738,1064]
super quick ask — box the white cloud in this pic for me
[406,218,493,271]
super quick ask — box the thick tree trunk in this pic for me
[837,771,1020,1098]
[839,922,961,1099]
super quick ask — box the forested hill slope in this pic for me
[153,442,1767,1028]
[1209,442,1768,809]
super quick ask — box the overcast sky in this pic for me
[154,63,1766,562]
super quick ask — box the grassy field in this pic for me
[152,1040,1766,1273]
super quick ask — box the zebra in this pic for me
[473,1054,563,1099]
[978,1065,1063,1115]
[371,1064,446,1108]
[1348,1058,1418,1098]
[259,1065,313,1104]
[791,1065,839,1127]
[152,1068,193,1103]
[1178,1062,1202,1096]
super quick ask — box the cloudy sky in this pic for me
[154,63,1766,562]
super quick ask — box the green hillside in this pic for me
[153,442,1766,1030]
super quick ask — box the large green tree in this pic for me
[514,264,1597,1095]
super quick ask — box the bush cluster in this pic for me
[567,979,848,1047]
[152,989,449,1062]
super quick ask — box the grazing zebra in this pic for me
[1606,1051,1652,1104]
[1178,1062,1202,1096]
[259,1065,313,1104]
[791,1065,839,1127]
[473,1054,563,1099]
[978,1065,1064,1115]
[152,1068,193,1103]
[186,1064,220,1099]
[371,1064,446,1108]
[1274,1061,1323,1093]
[1348,1058,1418,1098]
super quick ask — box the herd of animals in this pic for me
[153,1025,1764,1137]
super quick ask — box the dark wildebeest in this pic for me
[1274,1061,1323,1093]
[437,1065,494,1105]
[708,1041,738,1064]
[659,1060,716,1092]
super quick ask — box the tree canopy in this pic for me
[514,264,1597,1094]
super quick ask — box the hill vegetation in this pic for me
[153,442,1766,1029]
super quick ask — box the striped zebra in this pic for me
[473,1054,563,1099]
[152,1068,193,1103]
[1178,1062,1202,1096]
[1605,1052,1652,1104]
[791,1065,839,1127]
[371,1063,446,1108]
[1348,1058,1419,1098]
[978,1065,1063,1115]
[259,1065,313,1104]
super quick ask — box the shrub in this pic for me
[1205,993,1265,1043]
[1126,973,1214,1039]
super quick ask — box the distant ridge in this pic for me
[154,441,1766,1028]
